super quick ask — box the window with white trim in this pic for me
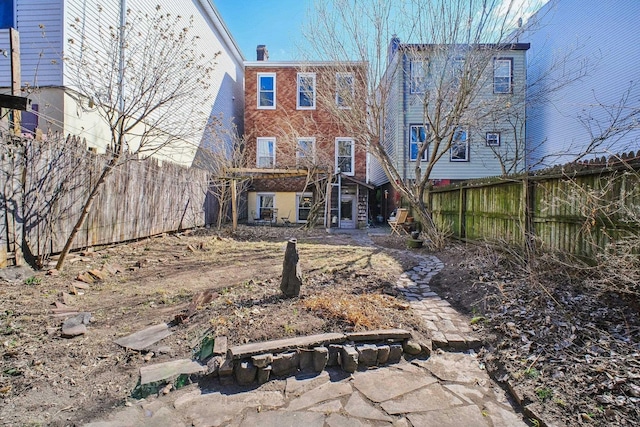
[410,60,429,93]
[336,138,355,176]
[296,193,313,223]
[257,193,275,219]
[493,58,512,94]
[486,132,501,146]
[450,128,469,162]
[297,73,316,109]
[336,72,354,108]
[409,124,428,161]
[256,137,275,168]
[257,73,276,108]
[296,137,316,165]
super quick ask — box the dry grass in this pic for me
[300,293,402,330]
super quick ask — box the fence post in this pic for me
[522,175,535,253]
[458,185,466,239]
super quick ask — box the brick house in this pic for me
[244,46,371,228]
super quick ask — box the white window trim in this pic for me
[450,128,470,162]
[297,72,316,110]
[410,60,428,94]
[256,137,276,168]
[486,132,501,147]
[296,137,316,164]
[336,72,354,109]
[257,72,276,109]
[256,193,275,219]
[493,58,513,94]
[296,192,313,223]
[409,124,429,162]
[335,137,355,176]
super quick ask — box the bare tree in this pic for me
[303,0,544,247]
[54,5,217,269]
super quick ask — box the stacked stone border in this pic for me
[213,329,429,386]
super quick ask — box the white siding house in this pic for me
[0,0,244,167]
[525,0,640,168]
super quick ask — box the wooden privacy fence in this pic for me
[430,154,640,258]
[0,132,211,267]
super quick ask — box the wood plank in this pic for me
[114,323,173,351]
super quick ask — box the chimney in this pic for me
[257,45,269,61]
[387,35,400,64]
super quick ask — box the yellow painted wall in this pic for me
[248,191,298,225]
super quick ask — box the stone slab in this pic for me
[352,366,436,403]
[345,328,411,342]
[240,411,325,427]
[114,323,173,351]
[228,333,345,359]
[407,405,488,427]
[344,392,392,421]
[414,353,487,384]
[381,383,463,414]
[139,359,206,385]
[286,381,352,411]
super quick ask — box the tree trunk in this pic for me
[54,156,118,271]
[280,238,302,297]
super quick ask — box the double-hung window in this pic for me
[410,60,429,93]
[296,137,316,165]
[296,193,313,223]
[257,73,276,109]
[257,137,275,168]
[409,124,428,161]
[493,58,513,94]
[336,72,354,108]
[297,73,316,109]
[450,128,469,162]
[335,138,355,176]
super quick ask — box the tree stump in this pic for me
[280,238,302,297]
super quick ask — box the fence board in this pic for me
[431,157,640,258]
[0,132,212,267]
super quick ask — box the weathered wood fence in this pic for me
[0,132,213,267]
[430,153,640,257]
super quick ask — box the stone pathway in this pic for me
[84,231,526,427]
[395,255,482,351]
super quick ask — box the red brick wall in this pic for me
[244,64,367,182]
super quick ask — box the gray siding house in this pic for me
[371,40,529,189]
[524,0,640,168]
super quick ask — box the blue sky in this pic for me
[214,0,311,61]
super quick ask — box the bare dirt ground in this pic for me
[0,226,429,426]
[1,226,638,426]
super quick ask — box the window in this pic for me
[297,73,316,109]
[336,72,354,108]
[486,132,501,147]
[493,58,512,94]
[450,128,469,162]
[0,1,13,29]
[335,138,355,176]
[451,57,465,88]
[257,73,276,109]
[296,137,316,165]
[296,193,313,223]
[257,193,275,219]
[257,137,275,168]
[410,60,429,93]
[409,124,428,161]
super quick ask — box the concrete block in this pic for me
[376,345,390,365]
[313,347,329,372]
[235,360,257,385]
[388,343,403,363]
[271,352,299,377]
[356,344,378,367]
[340,345,358,373]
